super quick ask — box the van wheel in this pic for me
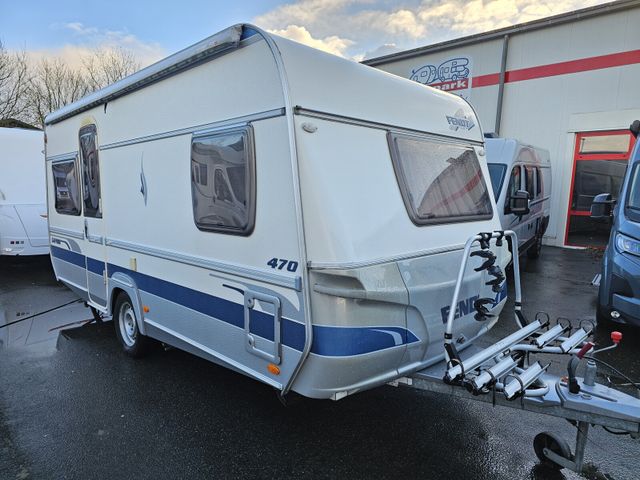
[527,234,543,259]
[114,292,151,358]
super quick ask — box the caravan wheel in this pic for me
[114,292,152,358]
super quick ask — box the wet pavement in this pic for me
[1,248,639,480]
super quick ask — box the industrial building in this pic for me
[365,0,640,248]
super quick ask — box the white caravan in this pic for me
[44,24,509,397]
[0,127,48,256]
[486,137,552,258]
[45,25,640,473]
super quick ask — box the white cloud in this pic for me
[361,43,401,61]
[415,0,600,35]
[253,0,608,59]
[269,25,354,57]
[38,22,166,68]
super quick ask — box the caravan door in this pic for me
[79,124,108,308]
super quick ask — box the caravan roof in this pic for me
[45,24,482,145]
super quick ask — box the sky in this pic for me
[1,0,608,66]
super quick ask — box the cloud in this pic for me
[63,22,99,36]
[253,0,607,59]
[269,25,354,57]
[415,0,599,35]
[40,22,166,68]
[361,43,401,61]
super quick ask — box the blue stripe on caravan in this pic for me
[50,246,418,356]
[311,326,419,357]
[107,263,310,350]
[51,245,104,274]
[87,257,105,275]
[51,245,85,267]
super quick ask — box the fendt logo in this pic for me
[440,283,507,323]
[446,110,475,131]
[410,57,472,99]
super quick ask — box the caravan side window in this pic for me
[52,159,82,215]
[79,124,102,218]
[190,126,255,235]
[388,133,493,225]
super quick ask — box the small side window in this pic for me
[191,126,255,235]
[507,166,521,197]
[52,159,81,215]
[79,124,102,218]
[505,166,521,213]
[536,167,543,197]
[524,166,535,199]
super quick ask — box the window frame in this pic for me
[504,166,522,214]
[524,165,535,199]
[52,157,82,216]
[387,131,494,226]
[487,163,507,201]
[624,163,640,222]
[78,124,102,218]
[190,125,256,236]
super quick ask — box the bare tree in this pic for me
[0,41,29,121]
[83,47,140,91]
[26,58,89,127]
[25,47,140,127]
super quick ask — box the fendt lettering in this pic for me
[441,295,480,323]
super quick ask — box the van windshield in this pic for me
[388,133,493,225]
[627,164,640,211]
[487,163,506,200]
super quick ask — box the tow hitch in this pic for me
[402,230,640,474]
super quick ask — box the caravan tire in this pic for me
[114,292,152,358]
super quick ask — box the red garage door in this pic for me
[565,130,636,247]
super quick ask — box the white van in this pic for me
[44,24,511,399]
[0,127,49,256]
[485,136,552,259]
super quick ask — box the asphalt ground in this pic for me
[1,248,639,480]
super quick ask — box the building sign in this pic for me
[409,57,473,99]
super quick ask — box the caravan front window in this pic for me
[190,127,255,235]
[388,133,493,225]
[52,159,81,215]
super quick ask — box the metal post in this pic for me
[574,421,589,472]
[494,34,510,135]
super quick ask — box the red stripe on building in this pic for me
[472,73,500,87]
[471,49,640,88]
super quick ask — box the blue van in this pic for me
[591,120,640,326]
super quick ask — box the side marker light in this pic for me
[268,363,280,375]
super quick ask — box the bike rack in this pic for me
[397,229,640,474]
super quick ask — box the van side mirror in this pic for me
[508,190,530,215]
[631,120,640,139]
[591,193,614,218]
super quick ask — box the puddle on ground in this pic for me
[0,303,93,353]
[0,257,93,354]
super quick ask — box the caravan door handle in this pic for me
[84,219,89,239]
